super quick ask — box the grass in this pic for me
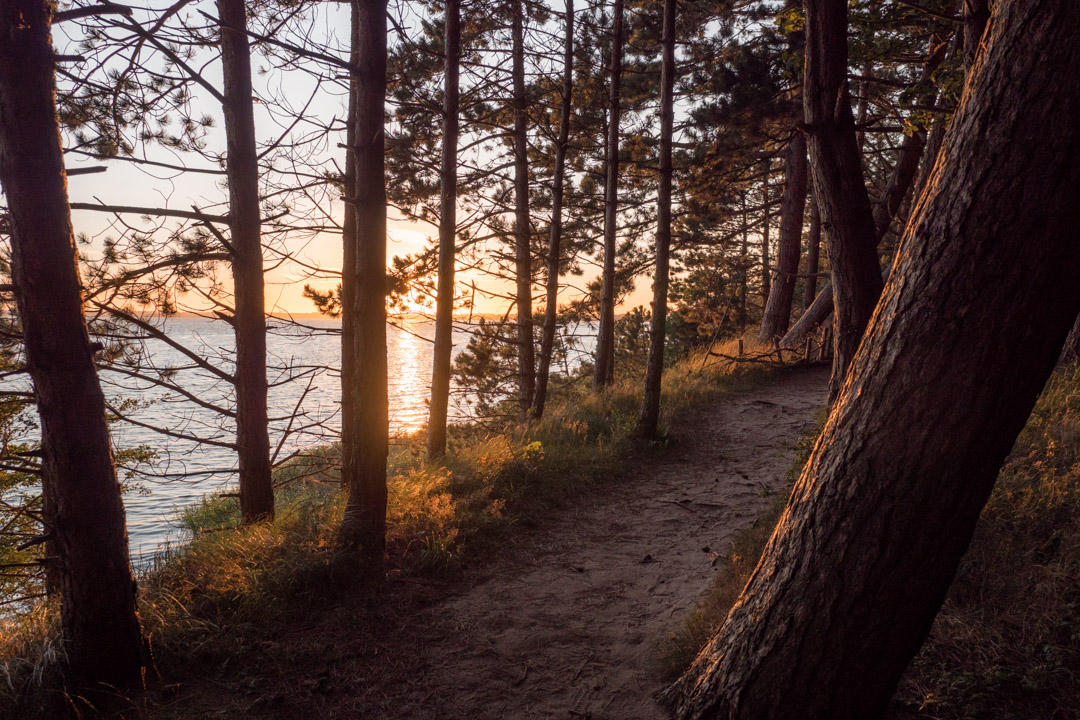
[0,336,776,716]
[652,362,1080,719]
[894,364,1080,720]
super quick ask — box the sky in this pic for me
[57,0,657,319]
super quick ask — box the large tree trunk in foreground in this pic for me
[804,0,884,402]
[665,2,1080,717]
[338,0,388,576]
[533,0,574,420]
[593,0,623,391]
[0,0,144,685]
[218,0,274,523]
[511,0,535,417]
[427,0,460,457]
[759,132,807,340]
[636,0,675,438]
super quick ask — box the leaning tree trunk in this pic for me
[427,0,460,458]
[759,132,808,340]
[665,2,1080,717]
[338,0,388,577]
[218,0,274,523]
[533,0,574,420]
[804,0,884,402]
[782,35,947,350]
[0,0,144,686]
[511,0,535,417]
[636,0,675,439]
[593,0,623,391]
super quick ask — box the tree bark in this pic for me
[427,0,460,457]
[665,2,1080,716]
[533,0,574,420]
[340,0,359,484]
[511,0,535,417]
[0,0,144,686]
[963,0,990,69]
[759,133,808,340]
[759,166,771,307]
[218,0,274,523]
[636,0,675,439]
[802,192,821,312]
[593,0,623,391]
[338,0,388,577]
[804,0,884,402]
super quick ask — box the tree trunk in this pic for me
[963,0,990,69]
[218,0,274,523]
[511,0,535,416]
[759,166,771,307]
[0,0,144,686]
[338,0,388,577]
[427,0,460,457]
[636,0,675,439]
[802,192,821,312]
[759,133,808,340]
[665,2,1080,717]
[533,0,574,420]
[804,0,884,402]
[340,0,359,484]
[593,0,623,391]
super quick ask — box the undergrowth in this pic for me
[0,337,773,715]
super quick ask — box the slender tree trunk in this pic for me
[802,192,821,312]
[740,194,749,330]
[511,0,535,416]
[637,0,676,439]
[427,0,460,457]
[804,0,884,402]
[759,133,808,340]
[0,0,144,686]
[665,2,1080,716]
[759,167,771,307]
[340,1,359,483]
[593,0,623,391]
[218,0,273,523]
[533,0,574,420]
[338,0,388,576]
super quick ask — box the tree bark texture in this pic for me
[963,0,990,69]
[340,1,360,481]
[511,0,535,416]
[533,0,573,420]
[218,0,274,523]
[759,133,808,340]
[804,0,884,401]
[338,0,388,575]
[802,192,821,312]
[427,0,460,457]
[666,2,1080,717]
[759,168,771,306]
[0,0,144,685]
[593,0,623,391]
[636,0,675,439]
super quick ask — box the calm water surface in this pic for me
[99,316,472,561]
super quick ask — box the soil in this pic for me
[149,366,828,720]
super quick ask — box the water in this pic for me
[98,315,474,561]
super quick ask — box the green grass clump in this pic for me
[896,364,1080,719]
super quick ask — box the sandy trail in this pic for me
[376,366,828,719]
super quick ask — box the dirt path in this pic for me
[367,366,828,719]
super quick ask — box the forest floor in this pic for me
[148,366,829,720]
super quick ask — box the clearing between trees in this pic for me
[155,366,827,719]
